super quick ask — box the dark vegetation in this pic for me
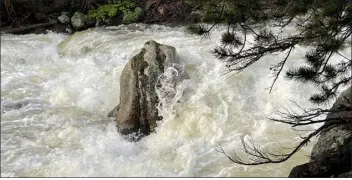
[0,0,192,34]
[1,0,87,27]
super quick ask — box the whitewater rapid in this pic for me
[1,24,349,177]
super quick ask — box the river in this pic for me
[1,24,348,177]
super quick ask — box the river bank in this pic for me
[1,0,201,35]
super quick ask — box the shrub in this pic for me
[122,7,142,24]
[88,0,140,24]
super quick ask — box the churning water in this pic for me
[1,24,350,177]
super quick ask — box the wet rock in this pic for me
[109,40,186,138]
[58,14,70,25]
[71,12,86,30]
[50,24,74,34]
[61,12,70,16]
[108,105,119,118]
[289,87,352,177]
[65,27,73,34]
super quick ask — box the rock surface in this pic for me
[310,87,352,159]
[58,14,71,25]
[109,40,185,138]
[289,144,351,177]
[289,87,352,177]
[71,12,86,30]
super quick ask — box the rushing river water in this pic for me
[1,24,349,177]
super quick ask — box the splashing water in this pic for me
[1,24,350,177]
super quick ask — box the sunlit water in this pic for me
[1,24,350,177]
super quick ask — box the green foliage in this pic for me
[122,7,142,24]
[88,0,140,24]
[88,4,118,22]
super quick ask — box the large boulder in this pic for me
[310,87,352,159]
[289,87,352,177]
[109,40,186,138]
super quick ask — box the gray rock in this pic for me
[58,14,71,25]
[289,87,352,177]
[109,40,186,137]
[288,144,351,177]
[108,105,119,118]
[61,12,70,16]
[310,86,352,160]
[65,28,73,34]
[71,12,86,30]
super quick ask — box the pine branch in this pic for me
[269,46,294,93]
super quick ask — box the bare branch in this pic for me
[217,121,345,165]
[269,46,294,93]
[336,51,351,61]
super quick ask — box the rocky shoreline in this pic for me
[0,0,199,35]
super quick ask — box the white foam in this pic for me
[1,24,350,177]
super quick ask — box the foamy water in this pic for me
[1,24,350,177]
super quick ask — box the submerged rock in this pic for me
[109,40,186,138]
[289,87,352,177]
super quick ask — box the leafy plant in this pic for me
[122,7,142,24]
[88,0,140,24]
